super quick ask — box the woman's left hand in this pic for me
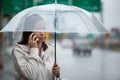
[52,63,60,78]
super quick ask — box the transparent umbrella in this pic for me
[1,4,108,33]
[1,3,108,79]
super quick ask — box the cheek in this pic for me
[39,37,46,41]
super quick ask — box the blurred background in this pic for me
[0,0,120,80]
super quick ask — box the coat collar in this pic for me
[15,40,54,62]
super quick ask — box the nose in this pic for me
[39,32,46,36]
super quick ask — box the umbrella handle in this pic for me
[54,75,57,80]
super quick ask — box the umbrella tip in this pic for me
[54,0,57,4]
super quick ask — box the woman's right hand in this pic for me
[28,33,38,48]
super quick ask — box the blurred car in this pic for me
[60,39,74,48]
[72,39,92,55]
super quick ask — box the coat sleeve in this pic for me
[12,47,41,80]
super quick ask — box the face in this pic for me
[33,32,46,43]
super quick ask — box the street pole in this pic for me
[0,0,2,29]
[100,1,104,23]
[0,0,4,70]
[100,1,105,80]
[24,0,27,9]
[33,0,40,6]
[68,0,72,5]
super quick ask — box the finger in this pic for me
[53,66,59,70]
[53,65,59,68]
[53,72,59,75]
[53,63,58,67]
[53,64,60,69]
[53,70,60,76]
[33,35,37,41]
[29,33,34,39]
[29,33,34,41]
[53,69,60,73]
[53,67,59,70]
[53,67,60,70]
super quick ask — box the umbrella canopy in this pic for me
[1,4,108,33]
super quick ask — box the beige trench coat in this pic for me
[12,41,55,80]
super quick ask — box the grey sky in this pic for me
[102,0,120,30]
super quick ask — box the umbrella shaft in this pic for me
[54,9,57,64]
[54,32,56,63]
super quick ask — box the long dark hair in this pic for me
[18,32,48,51]
[18,32,32,45]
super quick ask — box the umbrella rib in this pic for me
[71,6,96,32]
[77,10,100,32]
[72,8,91,33]
[83,12,103,32]
[91,15,108,32]
[73,6,104,32]
[73,6,107,33]
[83,13,107,32]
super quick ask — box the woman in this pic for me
[12,14,60,80]
[12,32,60,80]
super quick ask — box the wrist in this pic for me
[30,48,39,55]
[29,44,38,48]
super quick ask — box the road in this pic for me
[56,42,120,80]
[0,42,120,80]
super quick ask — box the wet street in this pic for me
[0,42,120,80]
[56,42,120,80]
